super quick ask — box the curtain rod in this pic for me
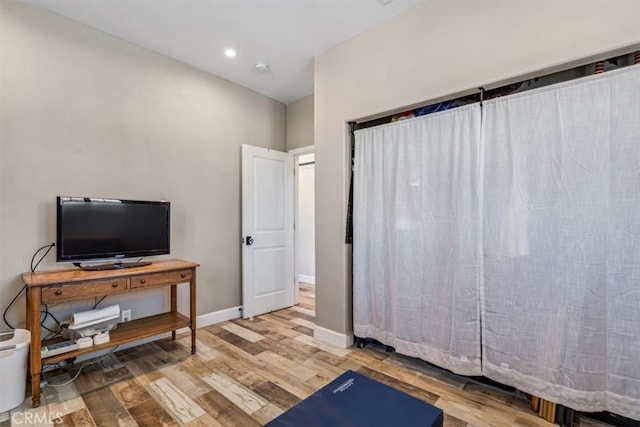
[353,50,639,131]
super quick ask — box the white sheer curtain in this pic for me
[353,104,482,375]
[481,66,640,419]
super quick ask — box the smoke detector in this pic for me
[254,62,271,73]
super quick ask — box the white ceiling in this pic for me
[21,0,427,104]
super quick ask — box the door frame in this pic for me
[289,144,315,305]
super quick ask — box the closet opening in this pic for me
[347,48,640,427]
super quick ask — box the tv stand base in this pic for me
[75,261,152,271]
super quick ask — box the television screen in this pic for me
[56,197,170,265]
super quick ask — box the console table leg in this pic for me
[170,284,177,341]
[27,287,42,407]
[30,373,41,407]
[190,270,197,354]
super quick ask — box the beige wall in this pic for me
[0,1,286,328]
[314,0,640,334]
[286,95,314,150]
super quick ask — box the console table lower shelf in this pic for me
[41,312,190,365]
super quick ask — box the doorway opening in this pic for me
[290,145,315,305]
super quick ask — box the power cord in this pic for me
[46,345,120,388]
[40,304,62,335]
[31,242,55,272]
[92,296,107,310]
[2,242,55,329]
[2,287,25,330]
[40,311,58,334]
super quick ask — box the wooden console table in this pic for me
[21,258,198,407]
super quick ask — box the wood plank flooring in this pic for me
[0,284,614,426]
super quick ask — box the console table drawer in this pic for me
[42,278,128,303]
[130,269,192,290]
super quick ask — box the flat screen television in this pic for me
[56,196,170,270]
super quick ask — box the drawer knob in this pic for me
[181,273,186,278]
[112,282,119,288]
[55,290,62,296]
[140,279,146,284]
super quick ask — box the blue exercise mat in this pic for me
[266,370,443,427]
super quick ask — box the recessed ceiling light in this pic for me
[224,49,236,58]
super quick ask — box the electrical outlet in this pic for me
[121,309,131,322]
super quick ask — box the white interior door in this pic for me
[242,144,294,318]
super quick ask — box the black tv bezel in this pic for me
[56,196,171,263]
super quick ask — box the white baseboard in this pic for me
[314,325,354,349]
[298,275,316,285]
[196,305,243,328]
[176,305,242,334]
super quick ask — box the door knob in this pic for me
[245,236,254,246]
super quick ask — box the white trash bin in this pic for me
[0,329,31,412]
